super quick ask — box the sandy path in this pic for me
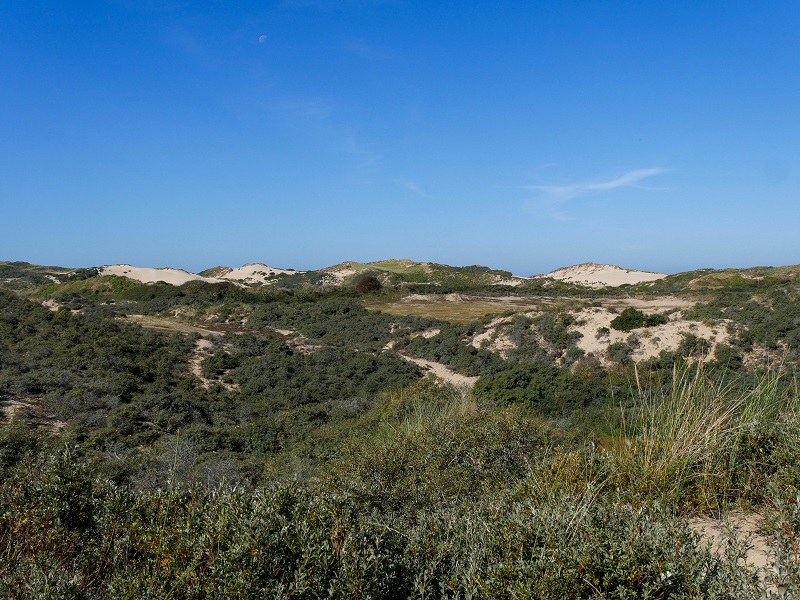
[0,398,66,431]
[398,354,479,390]
[124,315,225,337]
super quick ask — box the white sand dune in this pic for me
[100,263,301,286]
[216,263,302,284]
[535,263,667,287]
[100,264,227,285]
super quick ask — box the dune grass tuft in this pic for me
[606,364,799,509]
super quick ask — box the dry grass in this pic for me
[123,315,225,336]
[364,295,569,323]
[365,293,692,324]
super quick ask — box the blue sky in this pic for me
[1,1,798,276]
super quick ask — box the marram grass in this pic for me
[607,364,800,509]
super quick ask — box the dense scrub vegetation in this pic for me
[3,264,800,596]
[0,290,422,487]
[0,289,199,435]
[0,261,97,291]
[245,297,436,349]
[3,371,800,597]
[685,285,800,361]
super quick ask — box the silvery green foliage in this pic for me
[0,446,775,599]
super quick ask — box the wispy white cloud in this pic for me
[524,168,668,202]
[396,178,432,198]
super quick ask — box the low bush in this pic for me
[610,307,669,332]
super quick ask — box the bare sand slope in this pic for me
[690,512,774,589]
[536,263,667,287]
[100,264,226,285]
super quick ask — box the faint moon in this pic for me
[258,34,267,44]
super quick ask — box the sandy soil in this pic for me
[534,263,667,287]
[416,328,441,339]
[471,317,518,358]
[571,307,731,362]
[493,275,529,287]
[320,263,360,284]
[0,398,66,431]
[466,297,729,365]
[0,399,31,421]
[189,338,239,391]
[399,354,479,390]
[125,315,225,337]
[690,512,774,586]
[42,299,61,312]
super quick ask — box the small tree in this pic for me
[355,275,382,293]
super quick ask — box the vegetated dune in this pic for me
[490,273,529,286]
[470,299,732,365]
[534,263,667,287]
[319,262,361,284]
[99,264,227,285]
[212,263,303,284]
[98,260,667,289]
[570,307,732,362]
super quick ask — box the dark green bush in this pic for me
[610,307,669,332]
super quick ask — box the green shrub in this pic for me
[611,307,668,332]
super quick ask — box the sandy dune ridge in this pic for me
[210,263,303,284]
[534,263,667,287]
[99,263,299,286]
[99,265,226,285]
[100,261,666,289]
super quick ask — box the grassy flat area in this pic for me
[364,293,694,323]
[364,294,575,322]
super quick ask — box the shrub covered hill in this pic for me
[1,258,800,597]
